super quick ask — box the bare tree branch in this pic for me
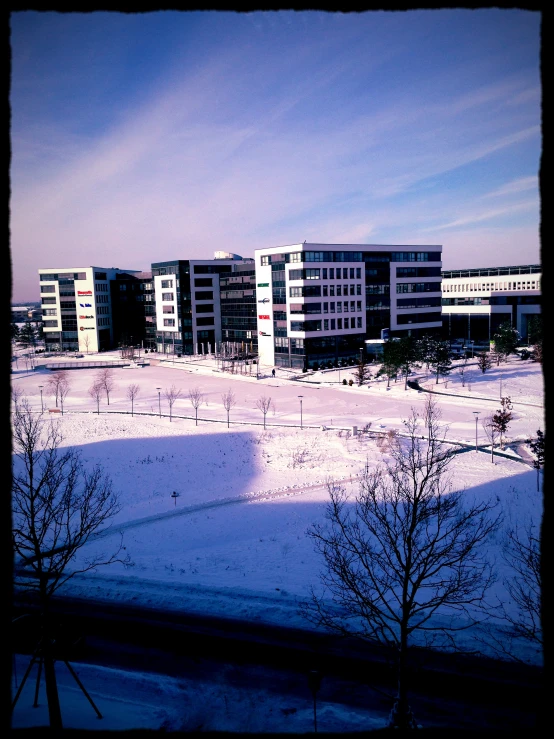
[302,406,501,728]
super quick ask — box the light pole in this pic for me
[39,385,44,413]
[473,411,480,452]
[298,395,303,429]
[500,375,503,399]
[156,387,161,418]
[470,340,474,359]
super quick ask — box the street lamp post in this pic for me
[470,340,474,359]
[156,387,161,418]
[39,385,44,413]
[473,411,480,452]
[298,395,303,429]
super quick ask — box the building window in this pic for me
[329,285,335,297]
[329,268,335,279]
[337,318,342,329]
[41,285,56,293]
[305,269,320,280]
[344,317,349,328]
[43,309,57,316]
[337,301,342,313]
[357,317,362,328]
[331,319,336,330]
[196,304,214,313]
[322,285,328,296]
[356,268,361,279]
[42,297,56,305]
[161,280,173,288]
[43,320,58,327]
[324,319,329,330]
[162,293,174,301]
[163,305,175,313]
[330,302,335,313]
[196,317,214,326]
[336,286,342,296]
[195,291,214,300]
[350,285,355,295]
[323,302,328,313]
[261,256,270,266]
[163,318,176,326]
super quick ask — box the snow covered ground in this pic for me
[11,349,544,730]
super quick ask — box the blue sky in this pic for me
[10,10,541,301]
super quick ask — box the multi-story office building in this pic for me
[110,271,156,350]
[254,242,442,370]
[441,264,541,343]
[151,253,254,355]
[38,266,142,352]
[219,261,258,353]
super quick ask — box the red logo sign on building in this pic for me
[78,290,93,296]
[258,315,270,320]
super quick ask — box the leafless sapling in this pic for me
[481,414,500,463]
[221,388,236,428]
[188,387,204,426]
[163,384,182,422]
[126,383,140,417]
[255,395,272,429]
[58,375,71,415]
[97,368,116,405]
[303,407,501,729]
[46,371,69,408]
[88,380,103,414]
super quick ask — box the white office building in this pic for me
[441,264,541,344]
[255,242,442,370]
[38,266,141,352]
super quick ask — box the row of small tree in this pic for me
[24,372,279,429]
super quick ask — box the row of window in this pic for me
[261,251,364,265]
[442,280,540,292]
[95,283,108,292]
[289,284,363,298]
[396,282,440,293]
[289,301,363,314]
[40,272,87,281]
[97,294,109,303]
[290,317,364,332]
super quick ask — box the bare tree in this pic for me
[457,356,469,387]
[46,371,69,408]
[163,384,182,422]
[221,389,236,428]
[303,407,501,729]
[11,400,130,728]
[481,414,500,463]
[12,385,24,408]
[88,380,102,414]
[97,368,116,405]
[58,375,71,415]
[126,383,140,417]
[255,395,272,429]
[483,523,541,663]
[422,393,441,442]
[188,387,204,426]
[82,333,92,355]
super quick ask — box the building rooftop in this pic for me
[442,265,541,278]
